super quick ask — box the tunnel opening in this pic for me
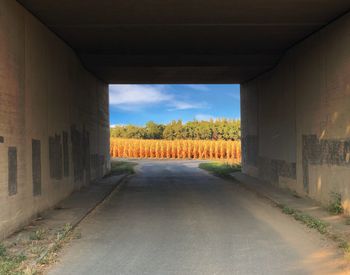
[108,84,241,163]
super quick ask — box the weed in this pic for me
[110,161,137,175]
[63,223,72,233]
[282,206,329,234]
[0,250,26,275]
[56,223,72,241]
[0,245,6,257]
[328,192,343,215]
[23,265,38,275]
[292,191,301,199]
[339,241,350,251]
[198,162,241,178]
[281,206,294,215]
[338,240,350,259]
[29,247,41,256]
[29,229,46,241]
[38,223,74,266]
[74,232,82,239]
[281,202,350,258]
[0,222,75,274]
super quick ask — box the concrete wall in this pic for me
[241,12,350,213]
[0,0,110,239]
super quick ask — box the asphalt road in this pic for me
[49,160,347,275]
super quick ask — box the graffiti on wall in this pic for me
[32,139,41,196]
[302,135,350,192]
[242,135,258,167]
[71,125,90,183]
[8,147,17,196]
[258,157,296,184]
[62,131,69,177]
[49,134,63,180]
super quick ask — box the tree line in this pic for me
[110,119,241,141]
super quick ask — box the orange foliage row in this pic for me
[110,138,241,162]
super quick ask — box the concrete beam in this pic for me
[17,0,350,83]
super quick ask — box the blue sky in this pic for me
[109,84,240,126]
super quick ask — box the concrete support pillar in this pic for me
[0,0,110,238]
[241,12,350,213]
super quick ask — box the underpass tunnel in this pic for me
[0,0,350,239]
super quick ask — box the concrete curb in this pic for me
[35,173,131,265]
[69,174,130,228]
[229,172,350,254]
[229,174,284,207]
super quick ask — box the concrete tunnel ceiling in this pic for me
[17,0,350,84]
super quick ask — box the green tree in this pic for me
[110,119,241,140]
[163,120,184,140]
[124,125,146,139]
[145,121,164,139]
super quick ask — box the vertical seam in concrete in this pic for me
[257,81,260,166]
[293,53,297,185]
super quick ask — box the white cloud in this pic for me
[109,85,171,109]
[110,124,125,128]
[169,101,208,111]
[227,91,240,100]
[109,84,209,112]
[186,85,210,91]
[195,114,217,121]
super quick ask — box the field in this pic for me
[110,138,241,162]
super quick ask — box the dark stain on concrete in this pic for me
[49,134,63,180]
[32,139,42,196]
[71,125,82,182]
[63,131,69,177]
[272,159,296,180]
[91,154,105,178]
[259,157,296,184]
[8,147,17,196]
[71,125,91,183]
[302,135,350,192]
[83,126,91,184]
[242,135,258,167]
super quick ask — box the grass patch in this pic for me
[29,229,46,241]
[110,161,137,175]
[279,204,350,257]
[0,223,76,275]
[338,240,350,251]
[38,223,73,266]
[199,162,241,177]
[328,192,344,215]
[281,206,329,235]
[338,241,350,258]
[0,245,5,257]
[0,244,26,275]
